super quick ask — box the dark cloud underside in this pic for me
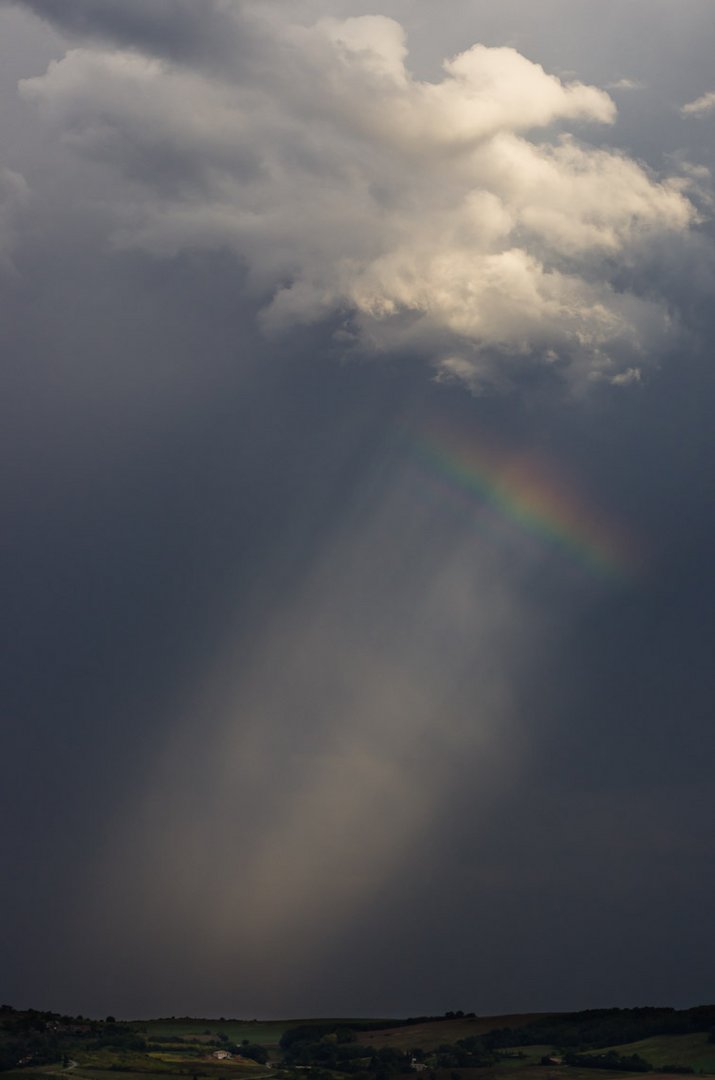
[1,0,715,1019]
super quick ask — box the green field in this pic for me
[594,1034,715,1073]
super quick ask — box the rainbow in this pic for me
[407,424,644,581]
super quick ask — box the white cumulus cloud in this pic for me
[681,90,715,117]
[18,10,699,390]
[605,78,644,92]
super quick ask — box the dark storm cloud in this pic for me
[1,0,247,64]
[1,0,715,1022]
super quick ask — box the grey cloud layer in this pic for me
[14,5,702,390]
[4,0,248,64]
[0,166,28,267]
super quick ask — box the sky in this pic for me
[1,0,715,1021]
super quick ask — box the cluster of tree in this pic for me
[483,1007,715,1052]
[429,1042,498,1069]
[0,1008,146,1072]
[279,1029,412,1076]
[230,1042,269,1064]
[280,1034,525,1075]
[279,1026,501,1076]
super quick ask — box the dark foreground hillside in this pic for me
[3,1004,715,1080]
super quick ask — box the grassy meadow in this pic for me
[593,1036,715,1074]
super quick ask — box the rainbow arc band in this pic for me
[409,428,642,581]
